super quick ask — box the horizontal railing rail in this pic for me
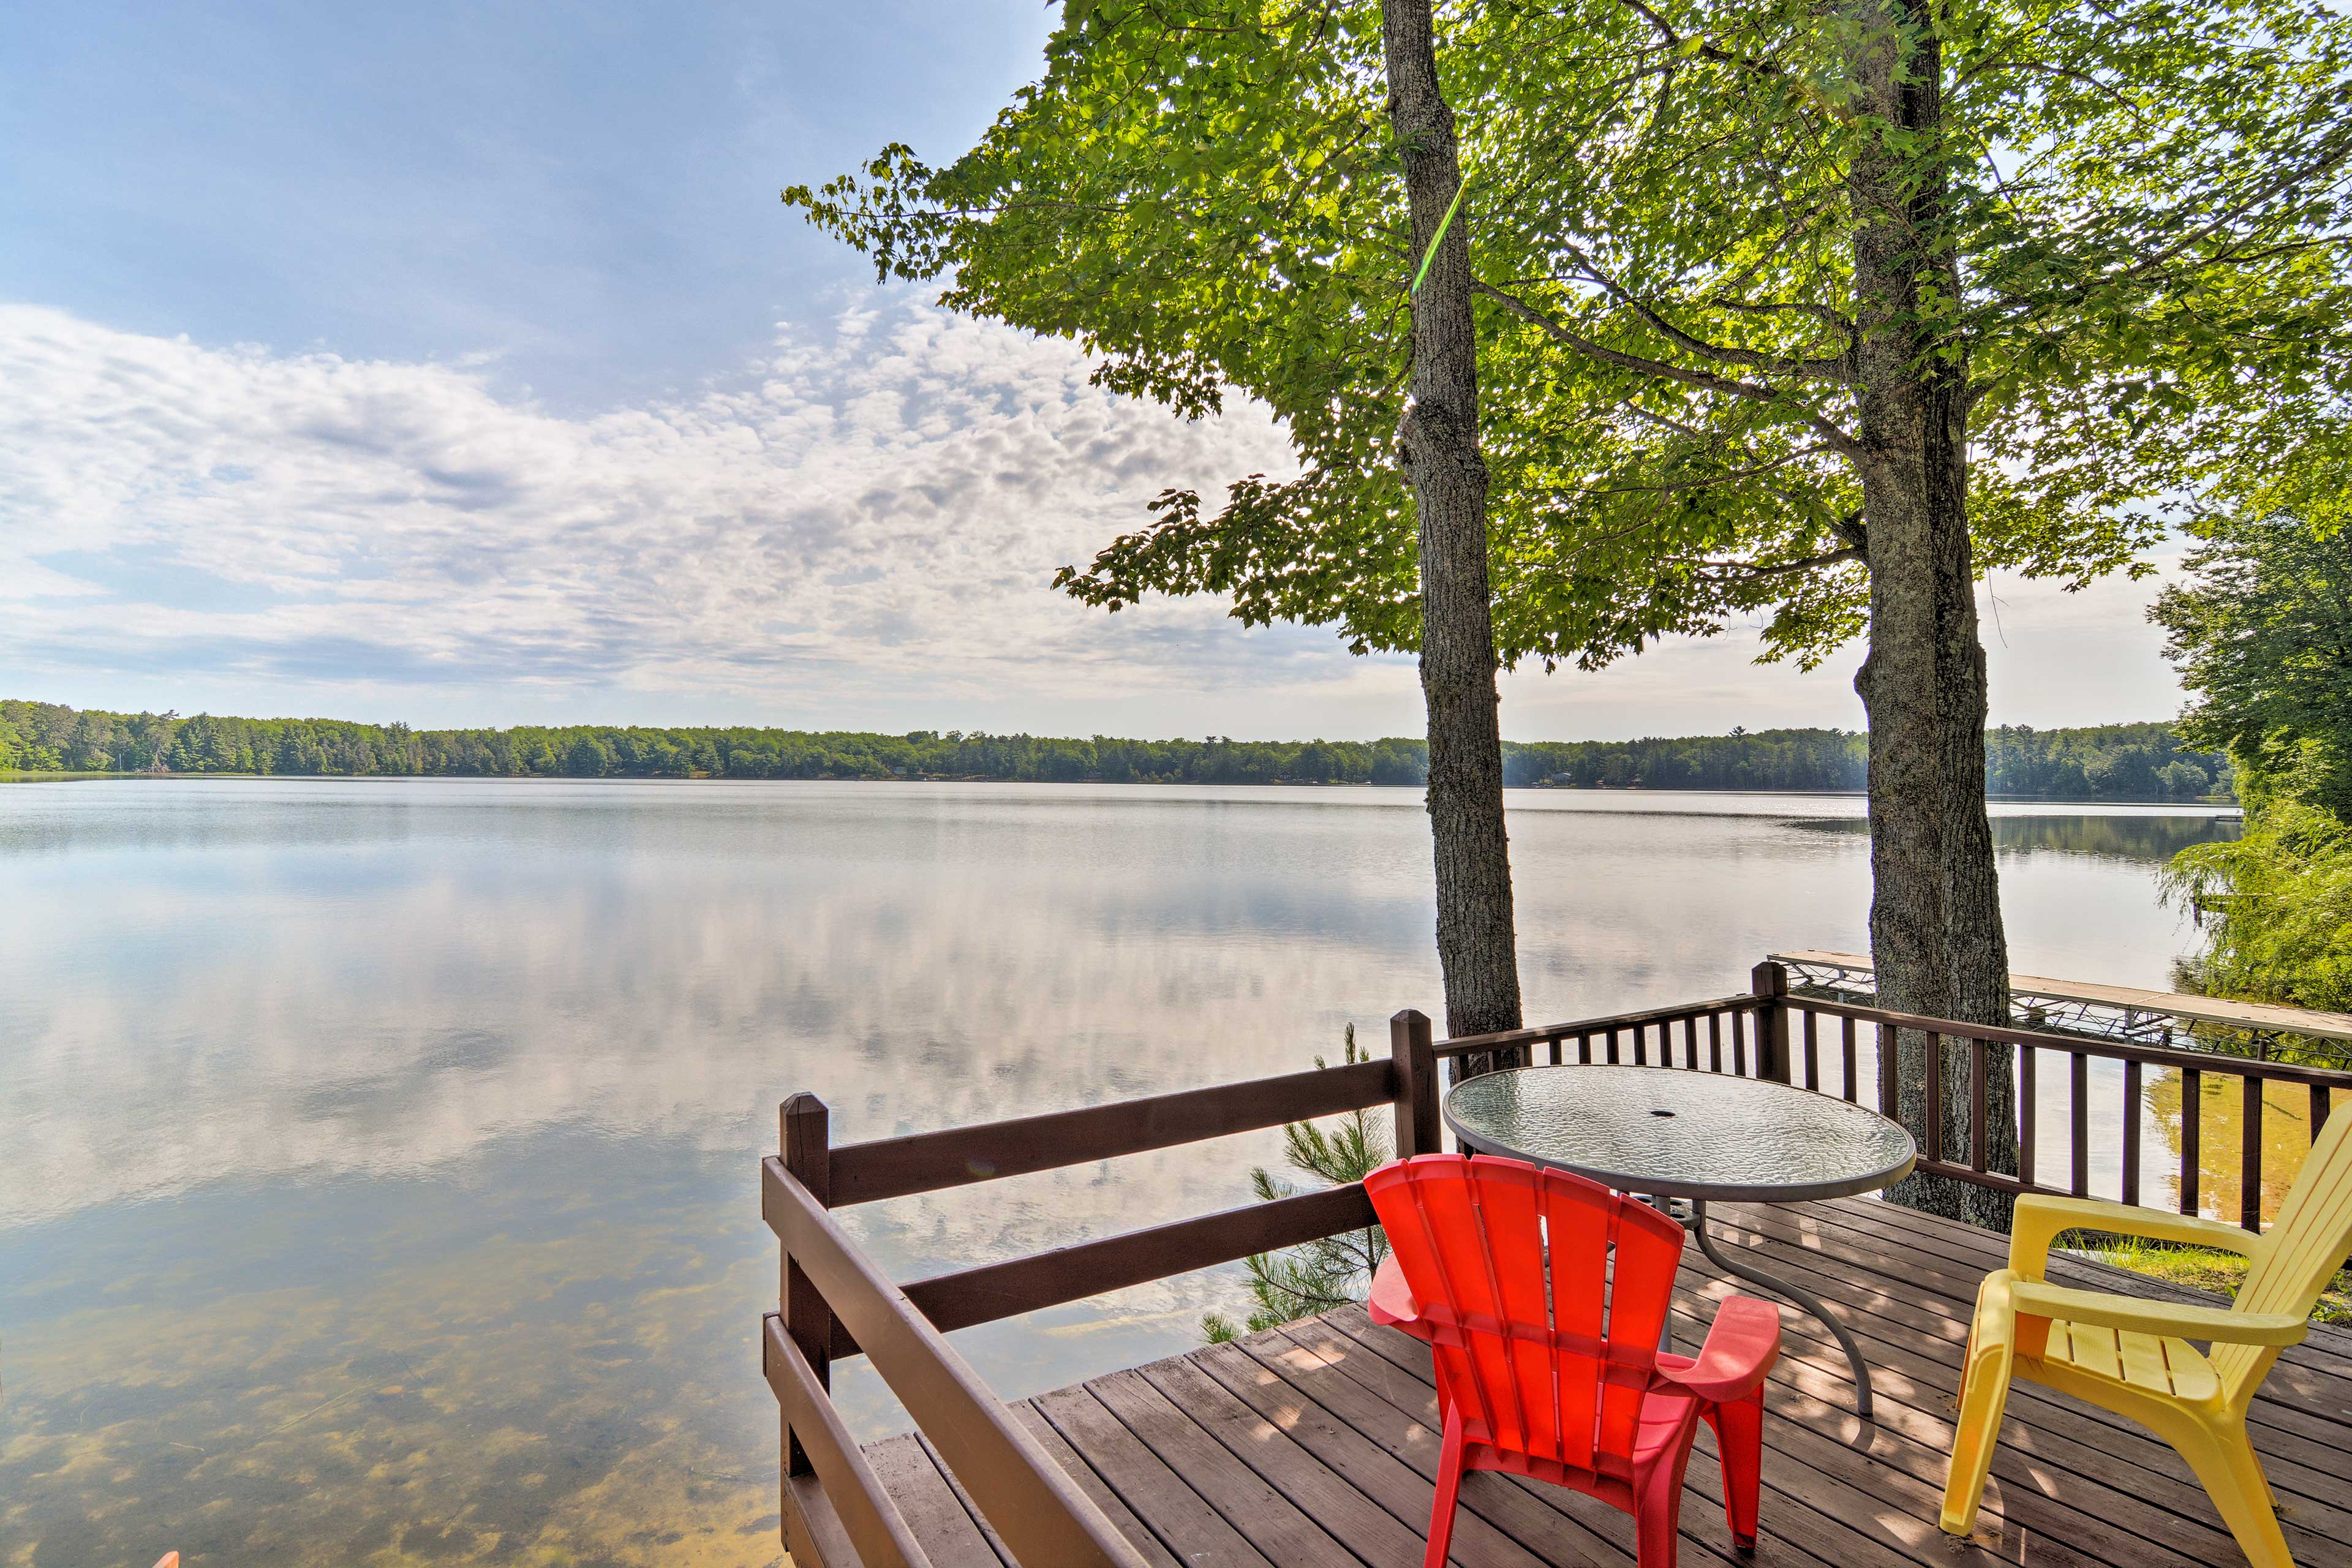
[760,1314,931,1568]
[1437,966,2348,1234]
[766,1020,1439,1566]
[830,1057,1398,1207]
[1793,995,2352,1088]
[1434,992,1765,1068]
[1776,948,2352,1069]
[866,1183,1379,1351]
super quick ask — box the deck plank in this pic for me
[1312,1305,2127,1568]
[1136,1351,1433,1567]
[1006,1403,1185,1568]
[1084,1365,1364,1567]
[1773,1194,2352,1391]
[1690,1205,2352,1554]
[1185,1337,1562,1568]
[861,1433,1006,1568]
[1700,1200,2352,1494]
[851,1194,2352,1568]
[1032,1383,1278,1568]
[1269,1311,1811,1568]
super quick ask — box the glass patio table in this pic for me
[1444,1064,1917,1417]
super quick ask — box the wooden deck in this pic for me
[862,1194,2352,1568]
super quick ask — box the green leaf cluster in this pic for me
[785,0,2352,670]
[2155,445,2352,821]
[2164,794,2352,1013]
[2156,437,2352,1012]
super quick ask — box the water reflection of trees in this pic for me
[1799,815,2237,864]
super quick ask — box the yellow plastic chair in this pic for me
[1942,1102,2352,1567]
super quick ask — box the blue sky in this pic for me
[0,2,2187,739]
[2,1,1054,409]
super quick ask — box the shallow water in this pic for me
[0,779,2236,1566]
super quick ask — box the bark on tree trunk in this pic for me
[1382,0,1525,1070]
[1847,0,2018,1227]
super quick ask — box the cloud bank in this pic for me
[0,299,2184,736]
[0,299,1314,712]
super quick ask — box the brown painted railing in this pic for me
[1430,981,1775,1074]
[1436,962,2352,1233]
[762,1044,1442,1564]
[1781,992,2347,1230]
[763,960,2352,1563]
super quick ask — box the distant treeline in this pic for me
[1532,722,2230,801]
[0,702,2231,802]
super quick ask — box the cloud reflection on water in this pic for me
[0,778,2232,1566]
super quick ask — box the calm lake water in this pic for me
[0,778,2236,1567]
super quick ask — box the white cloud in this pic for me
[0,298,2185,736]
[0,298,1313,707]
[1494,561,2188,741]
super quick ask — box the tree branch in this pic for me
[1583,444,1833,496]
[1954,56,2152,130]
[1603,0,1850,123]
[1479,281,1867,464]
[1975,113,2352,364]
[1555,240,1850,379]
[1692,546,1862,579]
[1706,295,1856,339]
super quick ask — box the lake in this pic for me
[0,778,2234,1567]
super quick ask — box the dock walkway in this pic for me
[1771,949,2352,1058]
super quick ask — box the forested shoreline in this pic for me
[0,700,2231,802]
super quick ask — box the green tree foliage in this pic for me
[789,2,2349,1223]
[0,700,2225,801]
[2155,463,2352,1011]
[1529,722,2224,798]
[785,0,2351,674]
[1203,1027,1391,1341]
[2156,495,2352,822]
[1980,725,2226,803]
[2165,791,2352,1013]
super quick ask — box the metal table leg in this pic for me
[1687,1199,1874,1419]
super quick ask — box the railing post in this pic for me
[1390,1009,1440,1158]
[2241,1075,2264,1233]
[1752,960,1792,1084]
[782,1092,834,1479]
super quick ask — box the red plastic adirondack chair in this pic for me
[1366,1153,1782,1568]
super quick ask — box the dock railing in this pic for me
[1771,948,2352,1069]
[763,960,2352,1564]
[1780,993,2345,1229]
[762,1044,1429,1564]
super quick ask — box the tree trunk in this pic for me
[1846,0,2018,1227]
[1382,0,1525,1069]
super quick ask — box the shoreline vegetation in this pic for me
[4,699,2229,802]
[2148,496,2352,1017]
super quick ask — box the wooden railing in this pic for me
[762,1047,1439,1565]
[1779,992,2346,1230]
[1428,976,1777,1076]
[763,960,2352,1563]
[1434,962,2351,1233]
